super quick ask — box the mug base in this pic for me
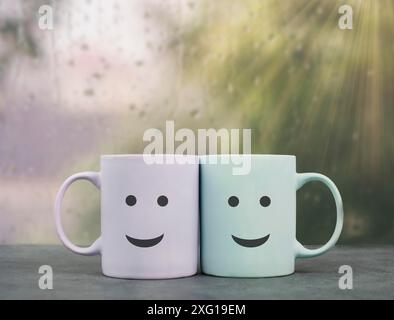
[201,270,295,278]
[102,270,198,280]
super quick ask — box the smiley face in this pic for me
[228,195,271,248]
[124,194,169,248]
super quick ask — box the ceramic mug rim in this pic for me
[101,154,198,160]
[101,154,295,159]
[199,154,295,159]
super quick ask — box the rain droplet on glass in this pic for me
[81,43,89,51]
[84,88,95,96]
[190,109,200,119]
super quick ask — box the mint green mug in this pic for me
[200,155,343,278]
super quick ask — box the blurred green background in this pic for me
[0,0,393,245]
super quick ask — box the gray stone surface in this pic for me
[0,245,393,300]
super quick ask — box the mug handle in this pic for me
[54,171,101,256]
[295,173,344,258]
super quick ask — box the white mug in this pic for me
[55,155,199,279]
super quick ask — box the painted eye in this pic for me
[259,196,271,207]
[157,195,168,207]
[228,196,239,207]
[125,195,137,206]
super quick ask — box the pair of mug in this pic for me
[55,154,343,279]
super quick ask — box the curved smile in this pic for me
[125,234,164,248]
[231,234,270,248]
